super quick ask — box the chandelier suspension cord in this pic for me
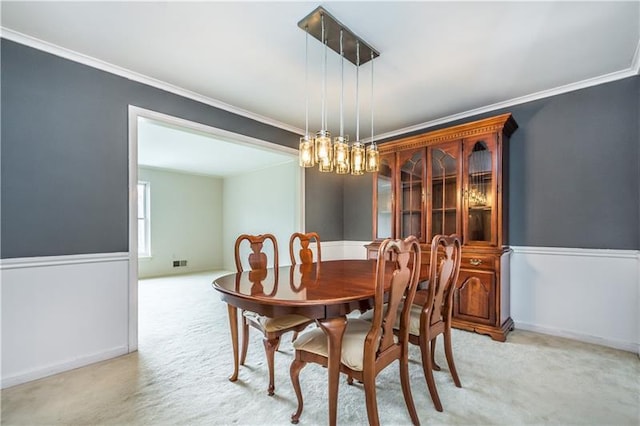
[321,14,327,131]
[370,51,375,146]
[340,29,344,138]
[305,26,309,138]
[356,41,360,142]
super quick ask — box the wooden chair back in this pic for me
[367,236,422,366]
[423,234,462,328]
[289,232,321,265]
[234,233,279,273]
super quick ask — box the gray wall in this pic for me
[356,76,639,250]
[2,39,638,257]
[0,39,341,258]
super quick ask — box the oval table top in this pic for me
[212,259,391,319]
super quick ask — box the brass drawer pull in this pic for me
[469,258,483,266]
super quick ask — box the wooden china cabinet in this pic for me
[366,113,518,341]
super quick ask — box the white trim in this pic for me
[376,66,640,141]
[132,107,299,157]
[515,321,638,354]
[1,346,128,389]
[0,252,128,269]
[511,245,639,259]
[0,28,304,136]
[128,107,139,352]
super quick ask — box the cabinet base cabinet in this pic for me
[451,317,514,342]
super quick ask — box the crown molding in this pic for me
[2,27,637,143]
[376,38,640,142]
[0,27,305,136]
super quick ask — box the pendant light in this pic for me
[366,50,379,172]
[334,29,350,174]
[299,25,315,168]
[350,41,365,175]
[315,13,333,172]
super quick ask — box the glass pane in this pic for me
[431,147,458,239]
[399,152,423,239]
[467,141,492,242]
[137,183,146,219]
[138,218,146,254]
[376,158,393,239]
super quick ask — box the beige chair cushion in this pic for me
[243,311,310,332]
[293,319,373,371]
[359,303,422,336]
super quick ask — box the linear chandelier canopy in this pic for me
[297,6,380,175]
[297,7,379,67]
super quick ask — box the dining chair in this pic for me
[406,234,463,412]
[290,236,422,425]
[234,233,313,396]
[289,232,321,265]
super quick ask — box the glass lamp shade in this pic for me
[315,130,332,163]
[366,144,380,172]
[350,141,365,175]
[318,155,334,172]
[333,136,350,174]
[299,136,315,167]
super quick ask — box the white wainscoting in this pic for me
[1,253,130,388]
[1,244,637,388]
[510,246,639,354]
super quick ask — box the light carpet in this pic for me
[1,271,638,425]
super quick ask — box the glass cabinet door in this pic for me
[463,136,497,245]
[398,149,425,241]
[428,142,461,240]
[374,153,395,240]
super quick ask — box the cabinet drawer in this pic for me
[460,255,495,271]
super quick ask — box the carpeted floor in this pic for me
[1,270,639,425]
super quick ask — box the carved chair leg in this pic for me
[430,336,441,371]
[444,327,461,388]
[240,314,249,366]
[292,331,299,342]
[346,374,354,385]
[264,337,280,396]
[399,348,420,425]
[290,358,307,424]
[420,336,443,412]
[363,371,380,426]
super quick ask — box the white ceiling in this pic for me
[2,1,639,173]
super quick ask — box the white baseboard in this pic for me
[514,321,638,354]
[1,345,128,389]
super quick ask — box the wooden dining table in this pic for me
[212,259,392,426]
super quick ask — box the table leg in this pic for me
[227,304,239,382]
[317,316,347,426]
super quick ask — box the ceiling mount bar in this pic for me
[297,6,380,66]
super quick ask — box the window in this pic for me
[137,181,151,257]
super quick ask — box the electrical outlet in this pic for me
[173,260,180,267]
[179,260,187,267]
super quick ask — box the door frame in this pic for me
[127,105,304,351]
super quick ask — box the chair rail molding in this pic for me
[1,252,130,388]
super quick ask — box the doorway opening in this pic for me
[127,106,303,351]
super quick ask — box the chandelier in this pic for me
[298,7,379,175]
